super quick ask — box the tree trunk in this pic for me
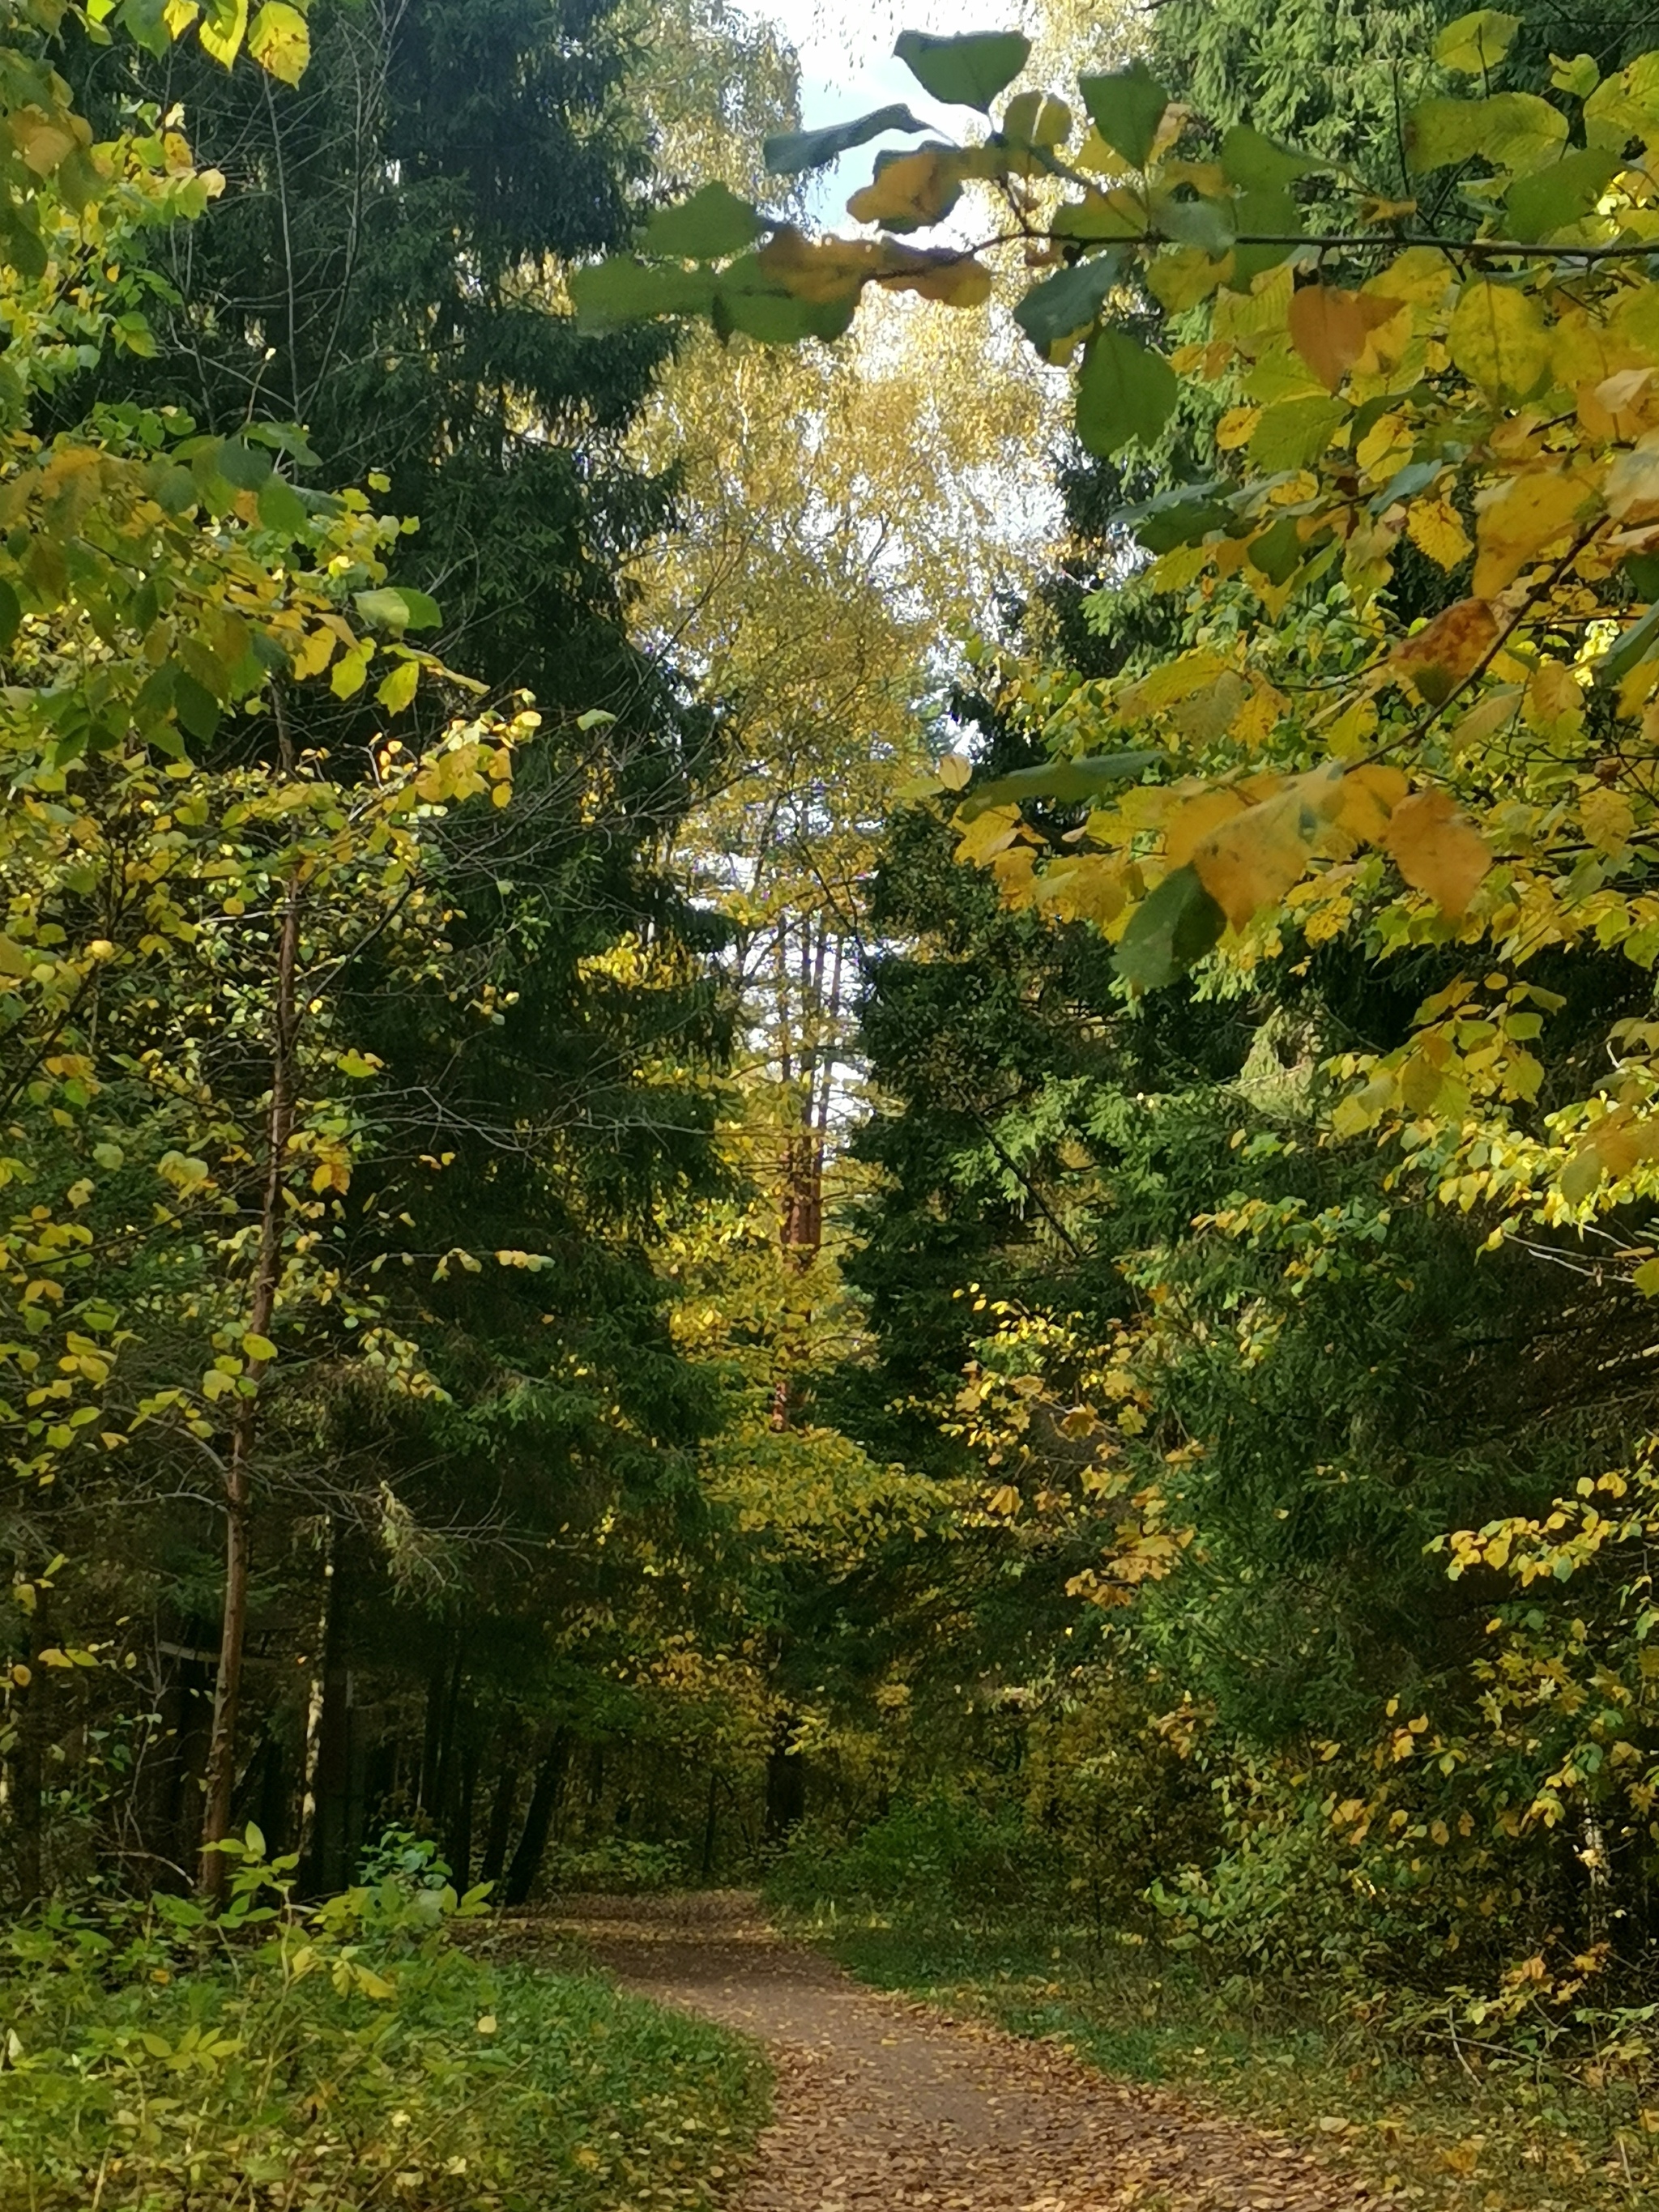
[296,1515,351,1895]
[764,1715,805,1845]
[502,1727,570,1907]
[199,701,301,1902]
[479,1755,519,1892]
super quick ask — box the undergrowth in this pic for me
[778,1900,1659,2212]
[0,1830,767,2212]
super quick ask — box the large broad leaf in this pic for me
[1435,7,1520,71]
[1013,250,1121,359]
[1115,865,1226,990]
[569,258,718,331]
[1079,60,1170,169]
[1447,276,1550,401]
[765,105,928,175]
[1220,125,1319,190]
[1405,92,1567,176]
[1504,147,1621,240]
[1077,328,1178,457]
[956,749,1163,821]
[714,255,859,343]
[893,28,1030,112]
[356,586,442,633]
[1116,480,1230,554]
[644,183,766,260]
[248,1,308,83]
[1596,600,1659,689]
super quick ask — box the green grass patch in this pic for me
[0,1849,767,2212]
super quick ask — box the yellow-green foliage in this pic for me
[0,1832,767,2211]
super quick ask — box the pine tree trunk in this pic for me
[479,1756,519,1892]
[502,1728,570,1907]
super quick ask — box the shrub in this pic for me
[0,1830,766,2211]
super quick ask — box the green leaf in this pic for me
[894,28,1030,112]
[1115,865,1226,990]
[957,750,1163,820]
[1595,600,1659,689]
[1624,552,1659,599]
[173,670,220,744]
[217,437,273,491]
[1013,251,1121,359]
[256,473,309,537]
[764,104,928,175]
[117,0,173,58]
[569,258,717,331]
[0,579,21,654]
[1076,328,1177,457]
[1079,60,1170,169]
[1434,8,1520,73]
[1503,147,1621,240]
[1247,514,1308,585]
[1220,125,1319,190]
[1248,394,1346,472]
[355,586,441,633]
[1117,481,1229,555]
[643,183,766,261]
[1227,186,1303,286]
[1155,193,1235,257]
[1405,92,1567,177]
[1000,91,1071,149]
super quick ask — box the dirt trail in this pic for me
[558,1894,1387,2212]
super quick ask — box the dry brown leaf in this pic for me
[1390,597,1499,704]
[1287,283,1401,393]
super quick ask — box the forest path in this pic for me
[557,1893,1385,2212]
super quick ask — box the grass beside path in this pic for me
[789,1908,1657,2212]
[0,1899,768,2212]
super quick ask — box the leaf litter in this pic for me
[562,1895,1389,2211]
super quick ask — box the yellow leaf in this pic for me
[1472,468,1590,596]
[1335,764,1409,844]
[247,1,309,85]
[936,752,971,791]
[1163,787,1247,867]
[198,0,249,67]
[242,1332,278,1363]
[1406,496,1472,569]
[1383,789,1492,916]
[847,150,957,228]
[1447,276,1550,402]
[1581,786,1636,851]
[1190,768,1344,931]
[376,658,420,716]
[1632,1256,1659,1294]
[881,253,992,308]
[956,803,1021,867]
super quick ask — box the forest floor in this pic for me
[557,1892,1384,2212]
